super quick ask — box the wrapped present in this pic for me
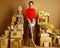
[39,11,44,16]
[46,24,54,30]
[46,30,52,33]
[53,29,60,35]
[40,37,52,47]
[17,15,24,24]
[38,11,49,25]
[14,24,24,31]
[11,22,15,25]
[58,38,60,44]
[5,30,9,37]
[18,5,22,11]
[12,15,16,22]
[38,16,48,25]
[10,39,23,48]
[0,37,8,48]
[44,13,49,22]
[10,39,19,48]
[18,39,24,48]
[17,24,23,30]
[44,42,49,47]
[10,31,23,39]
[44,12,50,16]
[41,33,49,38]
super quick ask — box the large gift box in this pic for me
[10,39,19,48]
[10,39,24,48]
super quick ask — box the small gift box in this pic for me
[10,31,23,39]
[12,16,16,22]
[58,38,60,44]
[44,42,49,47]
[5,30,9,37]
[0,37,8,48]
[41,33,49,37]
[39,11,44,16]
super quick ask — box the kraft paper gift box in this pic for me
[10,39,23,48]
[0,38,8,48]
[38,17,48,25]
[18,39,24,48]
[41,33,49,37]
[46,30,52,33]
[12,16,16,22]
[40,37,52,47]
[39,11,44,16]
[10,39,19,48]
[17,16,24,24]
[5,30,9,37]
[10,31,23,39]
[57,36,60,44]
[44,42,49,47]
[14,24,24,31]
[17,24,23,30]
[20,24,23,29]
[58,38,60,44]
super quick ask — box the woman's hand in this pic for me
[27,19,31,24]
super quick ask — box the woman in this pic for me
[26,1,36,48]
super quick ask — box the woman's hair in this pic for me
[29,1,34,5]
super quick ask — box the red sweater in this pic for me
[26,8,36,19]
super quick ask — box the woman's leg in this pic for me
[28,24,36,47]
[30,26,36,47]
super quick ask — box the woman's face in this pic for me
[29,3,33,8]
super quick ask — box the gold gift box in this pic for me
[5,30,9,37]
[58,38,60,44]
[41,33,49,37]
[0,37,8,48]
[10,31,23,39]
[12,16,16,22]
[10,39,19,48]
[39,11,44,16]
[38,16,49,25]
[40,37,52,47]
[10,39,24,48]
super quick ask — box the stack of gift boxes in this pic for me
[0,5,24,48]
[38,11,52,47]
[0,35,9,48]
[0,7,60,48]
[9,5,24,48]
[10,13,24,48]
[0,30,9,48]
[38,11,49,25]
[38,11,60,47]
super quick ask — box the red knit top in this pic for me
[26,8,36,19]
